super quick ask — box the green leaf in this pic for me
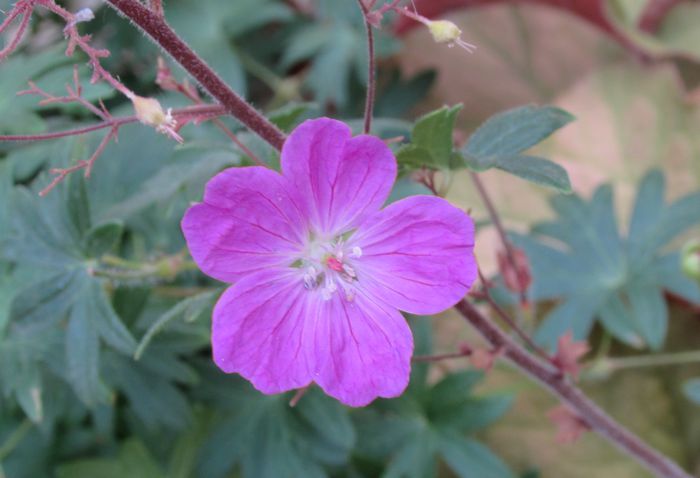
[84,281,137,356]
[353,368,512,478]
[57,439,165,478]
[167,412,212,478]
[134,290,218,360]
[684,379,700,406]
[465,154,572,193]
[510,171,699,349]
[66,298,106,406]
[382,430,437,478]
[101,146,238,221]
[410,105,463,168]
[106,353,192,430]
[464,105,574,158]
[375,70,437,118]
[84,221,124,257]
[432,395,514,434]
[396,145,433,171]
[0,160,12,244]
[294,388,356,465]
[628,169,665,242]
[10,270,88,329]
[437,432,515,478]
[598,293,644,348]
[427,371,483,412]
[268,102,315,132]
[625,281,668,350]
[13,365,43,423]
[167,0,246,95]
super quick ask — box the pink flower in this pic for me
[181,118,477,406]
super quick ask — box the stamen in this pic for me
[303,266,319,290]
[342,264,357,281]
[351,246,362,258]
[321,280,337,300]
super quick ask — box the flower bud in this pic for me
[132,96,183,143]
[428,20,461,44]
[426,19,476,52]
[682,240,700,281]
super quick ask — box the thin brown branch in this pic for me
[156,58,265,166]
[0,2,33,60]
[38,126,117,196]
[0,104,225,142]
[104,0,287,151]
[477,269,552,363]
[470,171,528,304]
[356,0,376,134]
[413,351,471,362]
[454,299,692,478]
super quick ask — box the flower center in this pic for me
[297,236,362,301]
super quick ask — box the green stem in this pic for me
[607,350,700,371]
[595,331,612,362]
[0,419,32,462]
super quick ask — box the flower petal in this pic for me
[181,166,306,283]
[311,290,413,407]
[351,195,476,315]
[212,268,313,394]
[281,118,396,235]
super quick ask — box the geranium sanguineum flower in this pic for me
[181,118,477,406]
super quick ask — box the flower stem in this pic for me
[607,350,700,371]
[0,104,224,142]
[356,0,376,134]
[413,351,470,362]
[454,299,693,478]
[103,0,287,151]
[469,172,528,306]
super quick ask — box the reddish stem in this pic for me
[356,0,376,134]
[158,60,265,166]
[0,104,225,142]
[470,172,528,305]
[104,0,287,151]
[0,3,32,60]
[413,351,471,362]
[477,269,551,363]
[38,126,117,196]
[455,299,692,478]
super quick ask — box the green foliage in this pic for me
[395,104,573,193]
[513,169,700,349]
[397,105,463,171]
[57,439,165,478]
[462,106,574,192]
[280,0,399,107]
[353,370,514,478]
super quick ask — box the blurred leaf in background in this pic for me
[514,169,700,349]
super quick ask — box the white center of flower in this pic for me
[298,235,362,301]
